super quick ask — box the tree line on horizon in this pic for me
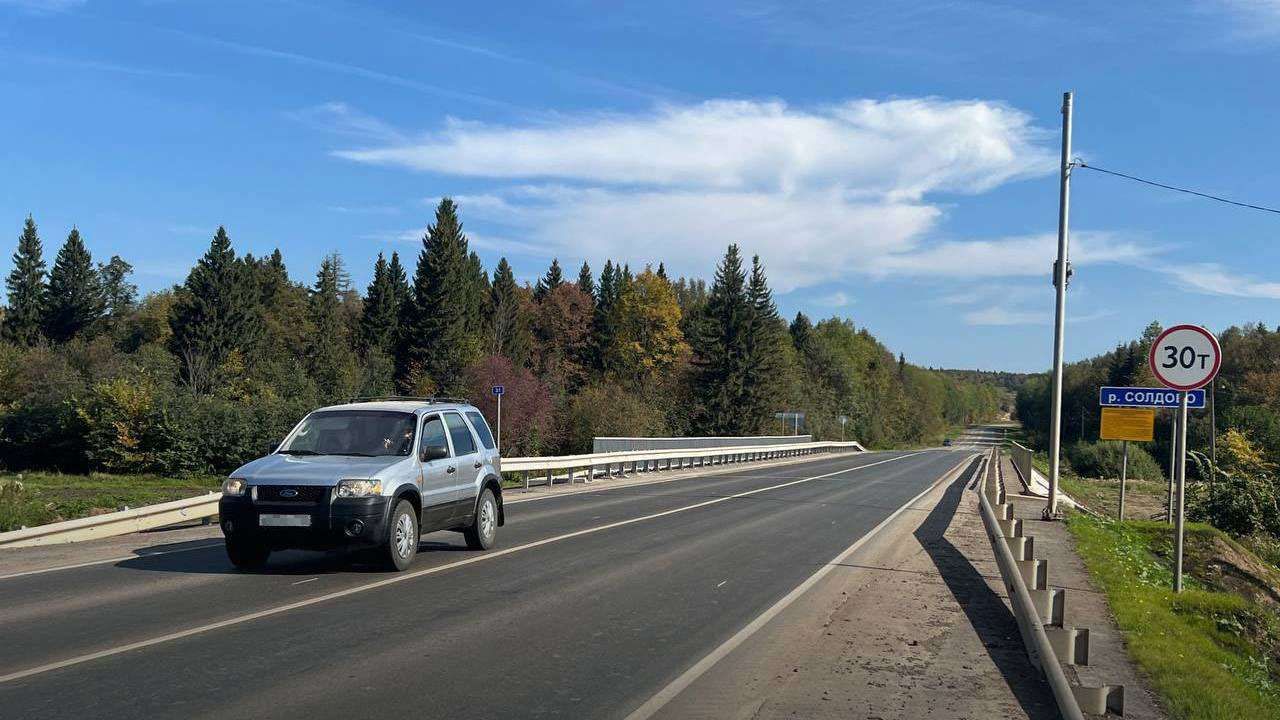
[0,200,1002,476]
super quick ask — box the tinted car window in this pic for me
[466,411,496,450]
[280,411,415,457]
[420,415,449,458]
[444,412,477,455]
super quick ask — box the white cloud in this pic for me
[1163,262,1280,299]
[336,98,1053,200]
[809,290,853,307]
[963,307,1046,326]
[331,97,1143,293]
[869,232,1157,278]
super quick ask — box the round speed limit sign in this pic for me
[1149,324,1221,391]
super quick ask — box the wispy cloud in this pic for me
[327,204,401,215]
[292,102,406,144]
[331,96,1064,292]
[336,98,1052,198]
[16,52,201,79]
[1209,0,1280,38]
[1163,262,1280,298]
[868,232,1158,278]
[809,290,853,307]
[0,0,86,13]
[962,305,1114,327]
[135,23,519,111]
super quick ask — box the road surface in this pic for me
[0,449,970,719]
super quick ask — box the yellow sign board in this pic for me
[1100,407,1155,442]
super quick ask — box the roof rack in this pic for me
[346,395,471,405]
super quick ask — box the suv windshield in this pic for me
[278,410,416,457]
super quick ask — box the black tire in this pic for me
[464,488,498,551]
[226,537,270,570]
[378,499,418,572]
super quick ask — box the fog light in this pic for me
[345,519,365,537]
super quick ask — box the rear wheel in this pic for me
[464,488,498,550]
[225,538,270,570]
[378,499,418,571]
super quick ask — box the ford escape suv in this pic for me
[218,397,503,571]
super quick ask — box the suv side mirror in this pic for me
[420,443,449,462]
[265,440,281,456]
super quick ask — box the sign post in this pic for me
[1098,406,1154,519]
[839,415,848,442]
[491,385,504,453]
[1148,324,1222,593]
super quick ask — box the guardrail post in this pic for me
[524,470,530,491]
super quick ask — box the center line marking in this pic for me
[0,451,925,685]
[291,577,318,586]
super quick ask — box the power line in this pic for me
[1072,160,1280,216]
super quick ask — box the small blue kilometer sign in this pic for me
[491,385,504,396]
[1099,386,1205,409]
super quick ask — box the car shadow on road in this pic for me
[913,462,1060,720]
[115,534,470,575]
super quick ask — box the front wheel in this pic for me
[378,499,418,572]
[226,538,270,570]
[464,488,498,550]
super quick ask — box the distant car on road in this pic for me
[218,397,503,571]
[942,438,953,447]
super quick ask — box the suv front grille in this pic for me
[255,485,327,503]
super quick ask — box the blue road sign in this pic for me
[491,385,504,396]
[1099,386,1205,409]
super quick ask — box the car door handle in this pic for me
[446,466,456,474]
[473,461,483,469]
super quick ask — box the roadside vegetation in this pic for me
[0,472,220,532]
[0,208,1004,528]
[1067,514,1280,719]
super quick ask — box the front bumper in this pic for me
[219,491,390,550]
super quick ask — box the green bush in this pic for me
[1066,440,1163,480]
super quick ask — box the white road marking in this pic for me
[715,580,727,588]
[622,453,977,720]
[0,451,926,685]
[0,542,225,582]
[0,452,873,582]
[291,577,318,586]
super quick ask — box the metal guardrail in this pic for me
[0,492,221,550]
[592,435,813,452]
[503,440,866,489]
[976,447,1123,717]
[0,440,867,549]
[975,450,1090,720]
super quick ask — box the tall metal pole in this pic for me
[1045,90,1074,520]
[1209,379,1217,506]
[1118,440,1128,520]
[1167,410,1177,524]
[1174,391,1189,592]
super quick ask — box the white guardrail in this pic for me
[0,440,867,549]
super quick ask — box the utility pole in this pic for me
[1046,90,1074,520]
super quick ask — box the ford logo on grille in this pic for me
[279,488,298,498]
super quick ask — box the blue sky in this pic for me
[2,0,1279,372]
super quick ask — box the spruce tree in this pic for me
[490,257,531,365]
[400,198,477,394]
[43,227,105,342]
[741,254,784,431]
[4,215,47,345]
[466,250,490,334]
[577,260,595,300]
[693,245,752,434]
[360,252,400,356]
[387,251,410,314]
[789,311,813,353]
[169,226,263,392]
[656,262,668,280]
[592,259,618,373]
[309,256,348,398]
[535,258,564,301]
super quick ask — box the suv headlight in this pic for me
[222,478,247,497]
[336,479,383,498]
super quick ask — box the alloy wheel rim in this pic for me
[395,513,415,558]
[480,498,495,541]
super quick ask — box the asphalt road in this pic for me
[0,449,969,719]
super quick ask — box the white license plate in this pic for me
[259,513,311,528]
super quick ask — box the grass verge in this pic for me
[1066,513,1280,719]
[0,472,221,532]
